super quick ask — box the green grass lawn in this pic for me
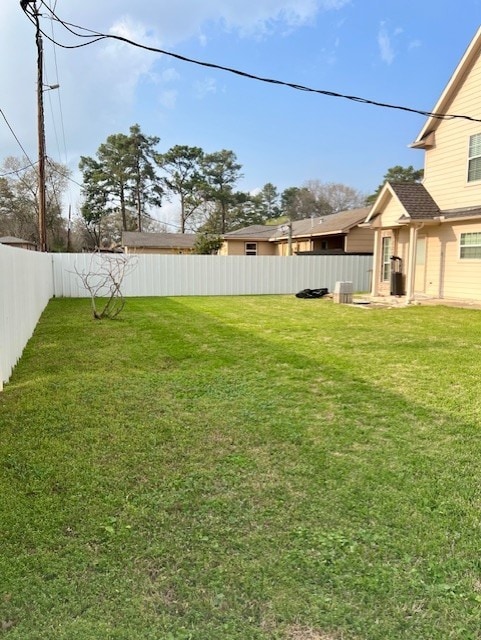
[2,296,481,639]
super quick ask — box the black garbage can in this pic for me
[391,271,404,296]
[390,256,404,296]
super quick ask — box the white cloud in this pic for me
[158,90,178,110]
[160,68,181,83]
[194,78,218,98]
[378,22,397,65]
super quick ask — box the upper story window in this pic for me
[468,133,481,182]
[460,232,481,259]
[245,242,257,256]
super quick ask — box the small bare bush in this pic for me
[74,251,138,320]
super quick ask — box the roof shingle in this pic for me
[389,183,440,219]
[122,232,197,249]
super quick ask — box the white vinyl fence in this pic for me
[52,253,372,298]
[1,250,372,387]
[0,245,53,389]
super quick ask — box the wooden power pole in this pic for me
[35,5,48,252]
[22,0,48,251]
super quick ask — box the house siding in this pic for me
[345,226,375,253]
[219,239,277,256]
[376,195,408,228]
[294,238,314,253]
[433,221,481,300]
[423,53,481,209]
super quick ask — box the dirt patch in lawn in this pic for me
[286,624,342,640]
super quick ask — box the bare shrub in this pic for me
[74,251,138,320]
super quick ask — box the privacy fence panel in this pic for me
[52,254,373,298]
[0,245,53,388]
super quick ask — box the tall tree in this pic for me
[366,165,424,204]
[222,191,264,230]
[79,124,163,237]
[256,182,281,220]
[128,124,163,232]
[158,145,205,233]
[201,150,243,234]
[304,180,366,213]
[280,186,333,221]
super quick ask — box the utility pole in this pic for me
[22,0,48,251]
[281,220,293,256]
[35,4,48,252]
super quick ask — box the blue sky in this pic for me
[1,1,480,229]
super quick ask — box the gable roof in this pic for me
[122,232,197,249]
[222,224,280,241]
[389,183,440,220]
[0,236,36,246]
[224,208,371,243]
[365,182,440,224]
[365,182,481,226]
[291,207,371,238]
[411,26,481,148]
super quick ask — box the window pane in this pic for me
[382,237,391,261]
[468,157,481,182]
[461,232,481,246]
[460,233,481,259]
[461,246,481,259]
[381,237,391,281]
[469,133,481,157]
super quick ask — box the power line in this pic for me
[0,161,39,178]
[30,2,481,125]
[45,0,69,166]
[46,157,83,188]
[0,108,36,165]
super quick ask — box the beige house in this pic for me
[122,231,197,254]
[365,26,481,302]
[219,207,373,256]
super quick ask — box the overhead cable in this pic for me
[23,1,481,125]
[0,108,36,166]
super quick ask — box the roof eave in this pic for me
[413,25,481,145]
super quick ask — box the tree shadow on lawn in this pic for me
[2,296,481,640]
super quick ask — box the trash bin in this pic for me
[390,256,404,296]
[391,271,404,296]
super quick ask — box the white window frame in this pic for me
[460,232,481,260]
[381,236,392,281]
[245,242,257,256]
[468,133,481,183]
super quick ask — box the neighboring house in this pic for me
[218,225,279,256]
[219,207,373,256]
[122,232,197,254]
[0,236,37,251]
[365,26,481,302]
